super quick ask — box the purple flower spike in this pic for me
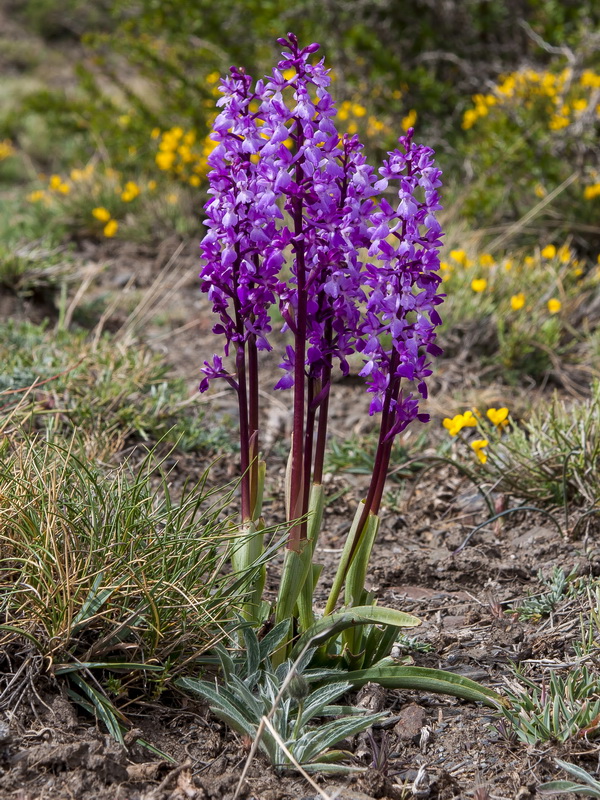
[360,129,444,431]
[198,34,445,550]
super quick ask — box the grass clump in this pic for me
[0,434,242,742]
[0,320,230,455]
[499,663,600,745]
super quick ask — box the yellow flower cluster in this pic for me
[441,241,578,317]
[155,126,216,186]
[443,408,510,464]
[0,139,15,160]
[510,292,525,310]
[442,410,477,436]
[49,174,71,195]
[401,109,417,132]
[121,180,140,202]
[27,189,46,203]
[462,66,600,132]
[486,407,509,427]
[335,99,391,139]
[92,207,118,237]
[584,183,600,200]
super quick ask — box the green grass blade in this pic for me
[69,674,125,744]
[341,663,504,708]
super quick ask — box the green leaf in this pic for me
[134,738,177,763]
[71,573,114,633]
[275,541,313,625]
[259,619,292,663]
[242,624,261,680]
[340,663,504,708]
[176,678,257,740]
[214,642,236,683]
[300,762,366,774]
[68,674,125,744]
[293,712,386,763]
[0,624,43,649]
[291,606,421,659]
[299,682,352,727]
[538,782,600,796]
[344,513,379,607]
[554,759,600,790]
[54,661,164,675]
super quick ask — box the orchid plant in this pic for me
[198,34,501,705]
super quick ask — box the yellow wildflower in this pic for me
[524,256,536,267]
[486,407,509,427]
[156,151,176,171]
[510,293,525,310]
[147,180,157,191]
[49,174,63,190]
[121,180,140,202]
[401,110,417,131]
[462,411,478,428]
[189,175,201,187]
[27,190,45,203]
[541,244,556,259]
[442,411,477,437]
[57,182,70,195]
[584,184,600,200]
[92,207,111,222]
[555,244,571,263]
[504,259,513,272]
[151,127,161,139]
[166,193,178,204]
[547,298,561,314]
[450,249,468,266]
[479,253,495,267]
[0,139,15,160]
[471,278,487,292]
[580,70,600,89]
[462,108,478,130]
[103,219,118,237]
[70,168,85,182]
[471,439,489,464]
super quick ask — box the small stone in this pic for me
[393,703,428,741]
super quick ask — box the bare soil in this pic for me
[1,236,597,800]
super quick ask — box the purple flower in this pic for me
[199,40,444,437]
[358,129,444,429]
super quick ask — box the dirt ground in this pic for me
[1,237,598,800]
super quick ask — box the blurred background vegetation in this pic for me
[1,0,599,240]
[0,0,599,386]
